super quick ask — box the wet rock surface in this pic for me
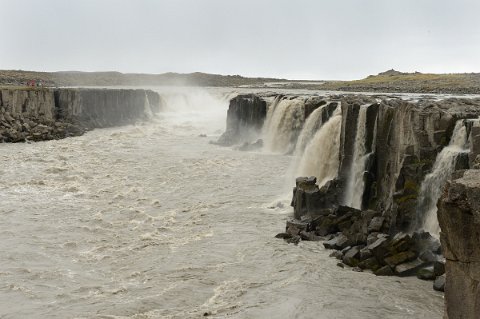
[438,169,480,318]
[281,198,444,277]
[0,88,162,143]
[215,94,267,146]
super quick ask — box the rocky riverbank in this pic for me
[0,88,162,142]
[279,176,445,281]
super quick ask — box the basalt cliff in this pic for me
[0,88,162,142]
[218,93,480,318]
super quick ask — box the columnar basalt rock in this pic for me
[438,169,480,319]
[337,97,480,233]
[216,94,267,146]
[0,88,162,142]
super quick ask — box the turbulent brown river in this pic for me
[0,87,443,318]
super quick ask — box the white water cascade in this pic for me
[418,121,469,237]
[344,104,370,209]
[296,105,342,186]
[293,104,326,155]
[263,98,305,153]
[143,93,154,119]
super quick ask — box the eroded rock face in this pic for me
[0,88,162,142]
[338,97,466,231]
[216,94,267,146]
[291,177,342,219]
[438,169,480,319]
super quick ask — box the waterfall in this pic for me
[144,93,154,119]
[296,105,342,186]
[418,121,469,237]
[263,98,305,153]
[344,104,369,209]
[294,104,326,155]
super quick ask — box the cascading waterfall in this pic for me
[263,98,305,153]
[296,105,342,186]
[344,104,369,209]
[294,104,326,155]
[418,120,469,237]
[144,93,154,119]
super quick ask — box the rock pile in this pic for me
[215,94,267,146]
[277,176,446,288]
[0,107,84,142]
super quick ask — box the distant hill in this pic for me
[0,70,288,87]
[319,70,480,94]
[2,69,480,94]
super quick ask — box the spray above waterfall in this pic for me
[417,120,469,237]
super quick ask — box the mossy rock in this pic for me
[395,194,417,204]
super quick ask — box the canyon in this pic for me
[2,86,480,317]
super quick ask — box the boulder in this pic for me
[389,232,414,253]
[342,246,362,267]
[367,217,385,233]
[358,257,380,271]
[433,275,446,292]
[384,251,416,268]
[394,259,431,277]
[275,233,292,239]
[359,247,373,260]
[367,237,389,261]
[286,219,309,237]
[417,267,436,280]
[329,251,343,260]
[375,265,394,276]
[433,261,445,276]
[291,178,343,219]
[323,234,349,250]
[419,250,437,263]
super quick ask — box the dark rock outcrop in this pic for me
[438,169,480,318]
[216,94,267,146]
[291,177,342,219]
[0,88,162,142]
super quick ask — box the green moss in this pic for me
[395,194,417,204]
[404,180,419,193]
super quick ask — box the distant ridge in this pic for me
[320,69,480,94]
[0,70,288,87]
[2,69,480,94]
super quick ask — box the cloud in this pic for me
[1,0,479,79]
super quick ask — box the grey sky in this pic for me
[1,0,480,80]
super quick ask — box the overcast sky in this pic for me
[1,0,480,80]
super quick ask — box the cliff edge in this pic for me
[0,88,162,142]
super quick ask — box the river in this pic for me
[0,87,443,318]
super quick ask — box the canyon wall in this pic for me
[215,94,267,146]
[438,169,480,318]
[0,88,162,142]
